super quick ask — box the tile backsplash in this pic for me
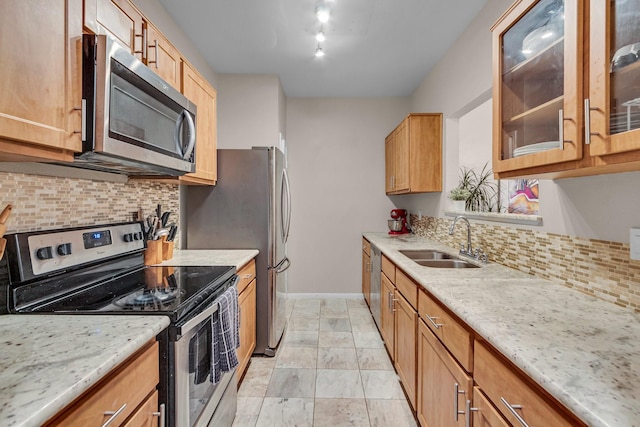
[0,172,179,237]
[411,215,640,312]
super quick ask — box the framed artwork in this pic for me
[508,179,539,215]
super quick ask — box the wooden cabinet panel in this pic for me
[121,390,159,427]
[237,279,256,381]
[0,0,82,161]
[395,268,417,310]
[47,341,159,426]
[381,254,395,283]
[472,387,510,427]
[88,0,144,59]
[237,259,256,295]
[180,62,217,184]
[362,237,371,256]
[362,250,371,307]
[417,320,472,427]
[474,340,582,427]
[385,114,442,194]
[418,289,473,373]
[146,23,181,91]
[394,291,417,410]
[380,272,395,359]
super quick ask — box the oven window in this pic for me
[109,59,189,158]
[188,318,218,425]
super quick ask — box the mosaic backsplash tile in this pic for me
[410,215,640,312]
[0,172,180,241]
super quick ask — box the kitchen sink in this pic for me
[415,259,480,269]
[399,249,480,268]
[399,249,457,260]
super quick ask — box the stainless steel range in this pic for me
[1,221,239,427]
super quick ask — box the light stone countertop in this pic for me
[0,315,170,427]
[155,249,259,269]
[364,232,640,427]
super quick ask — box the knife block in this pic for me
[144,239,163,265]
[162,239,174,261]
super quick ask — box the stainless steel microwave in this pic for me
[78,34,196,176]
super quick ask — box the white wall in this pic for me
[216,74,284,149]
[405,0,640,244]
[286,98,410,294]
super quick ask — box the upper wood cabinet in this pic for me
[0,0,83,162]
[385,113,442,194]
[180,61,218,185]
[492,0,640,179]
[85,0,145,60]
[146,22,182,91]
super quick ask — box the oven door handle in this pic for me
[177,301,219,337]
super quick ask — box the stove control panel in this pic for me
[26,222,145,276]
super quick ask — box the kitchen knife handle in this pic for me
[0,204,12,224]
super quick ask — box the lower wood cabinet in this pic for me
[474,340,583,427]
[380,271,396,358]
[236,259,257,381]
[471,387,510,427]
[417,320,472,427]
[46,340,160,427]
[394,290,417,409]
[362,238,371,306]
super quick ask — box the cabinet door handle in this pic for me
[101,403,127,427]
[134,28,146,56]
[465,400,478,427]
[584,98,602,145]
[425,313,442,329]
[243,273,253,279]
[147,39,159,68]
[153,403,166,427]
[500,396,530,427]
[454,383,466,421]
[392,298,398,312]
[73,99,86,140]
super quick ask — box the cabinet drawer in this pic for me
[48,341,159,426]
[381,254,395,282]
[237,259,256,294]
[418,289,472,372]
[474,341,582,427]
[362,237,371,256]
[395,268,417,309]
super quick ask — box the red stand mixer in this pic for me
[388,209,410,235]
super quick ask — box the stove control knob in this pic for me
[36,246,54,260]
[57,243,72,256]
[124,233,134,242]
[134,232,143,241]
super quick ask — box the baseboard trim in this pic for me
[287,293,363,300]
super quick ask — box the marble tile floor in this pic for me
[233,297,418,427]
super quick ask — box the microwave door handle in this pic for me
[174,110,196,160]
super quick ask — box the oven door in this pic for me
[173,299,237,427]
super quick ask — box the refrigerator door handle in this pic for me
[281,168,292,244]
[274,256,291,274]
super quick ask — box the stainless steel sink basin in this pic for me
[415,259,480,269]
[399,249,456,260]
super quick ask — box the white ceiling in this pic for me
[158,0,488,97]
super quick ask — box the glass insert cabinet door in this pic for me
[492,0,583,173]
[589,0,640,155]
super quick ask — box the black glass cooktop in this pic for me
[12,265,235,322]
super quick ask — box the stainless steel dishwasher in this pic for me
[369,243,382,330]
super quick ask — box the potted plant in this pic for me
[449,187,471,211]
[456,163,501,212]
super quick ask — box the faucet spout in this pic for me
[449,215,472,255]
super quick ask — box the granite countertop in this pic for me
[0,315,170,427]
[155,249,259,269]
[364,232,640,427]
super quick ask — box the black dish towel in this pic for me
[211,285,240,384]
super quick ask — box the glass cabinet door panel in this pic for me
[590,0,640,155]
[493,0,582,174]
[501,0,565,160]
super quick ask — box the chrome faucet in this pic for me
[448,215,488,263]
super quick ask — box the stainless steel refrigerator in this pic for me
[185,147,291,356]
